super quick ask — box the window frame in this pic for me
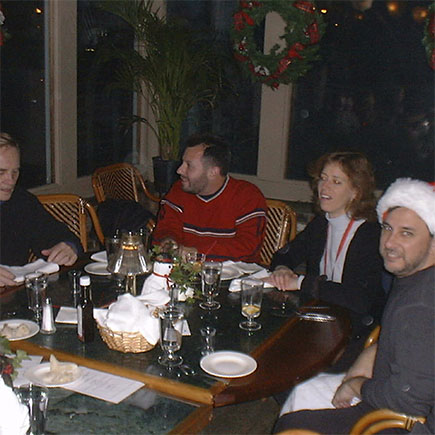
[30,1,311,202]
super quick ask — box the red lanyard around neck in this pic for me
[323,218,355,276]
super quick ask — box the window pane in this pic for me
[287,1,434,189]
[167,0,261,175]
[0,0,49,188]
[77,0,134,177]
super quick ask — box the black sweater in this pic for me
[0,187,82,266]
[271,215,385,331]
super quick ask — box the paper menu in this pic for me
[64,367,144,404]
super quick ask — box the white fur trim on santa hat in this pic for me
[377,178,435,235]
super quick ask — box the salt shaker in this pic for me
[40,297,56,334]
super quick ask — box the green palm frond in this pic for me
[98,0,225,160]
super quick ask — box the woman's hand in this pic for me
[265,266,299,291]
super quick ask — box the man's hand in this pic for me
[264,266,299,291]
[332,376,368,408]
[41,242,77,266]
[0,266,17,287]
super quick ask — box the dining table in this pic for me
[1,255,351,431]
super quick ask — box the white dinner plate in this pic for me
[0,319,39,341]
[90,251,107,263]
[200,351,257,378]
[84,262,111,276]
[25,362,81,388]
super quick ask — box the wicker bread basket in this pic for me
[97,323,155,353]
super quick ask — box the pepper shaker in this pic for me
[40,297,56,334]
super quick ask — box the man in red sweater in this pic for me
[152,134,267,263]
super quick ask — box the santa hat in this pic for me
[377,178,435,235]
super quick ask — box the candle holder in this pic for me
[107,232,149,296]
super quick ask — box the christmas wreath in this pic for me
[422,2,435,70]
[232,0,325,89]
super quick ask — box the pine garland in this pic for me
[423,2,435,70]
[232,0,325,89]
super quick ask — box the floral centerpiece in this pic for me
[150,245,202,301]
[0,336,28,388]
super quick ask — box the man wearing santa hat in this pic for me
[274,178,435,434]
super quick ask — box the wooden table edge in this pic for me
[10,340,228,406]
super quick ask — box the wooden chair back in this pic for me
[350,409,426,434]
[364,325,380,348]
[260,199,297,267]
[37,194,105,252]
[92,163,160,204]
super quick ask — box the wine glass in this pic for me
[239,278,264,331]
[199,261,222,310]
[185,252,206,292]
[158,308,184,367]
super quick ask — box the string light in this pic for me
[35,8,42,14]
[412,6,428,23]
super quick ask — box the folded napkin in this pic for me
[94,292,170,345]
[221,260,264,280]
[90,251,107,263]
[141,261,173,294]
[55,307,78,324]
[228,268,274,292]
[0,259,60,283]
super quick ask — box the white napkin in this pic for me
[141,261,173,294]
[90,251,107,263]
[141,262,196,302]
[94,293,168,345]
[55,307,78,324]
[221,260,264,280]
[228,268,273,292]
[0,377,29,435]
[0,259,60,283]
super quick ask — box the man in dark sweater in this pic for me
[0,133,81,286]
[273,178,435,434]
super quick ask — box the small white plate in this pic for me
[90,251,107,263]
[0,319,39,341]
[200,351,257,378]
[84,262,111,276]
[24,362,81,388]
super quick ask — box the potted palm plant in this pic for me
[99,0,226,194]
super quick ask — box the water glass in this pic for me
[159,308,184,367]
[239,278,264,331]
[200,261,222,310]
[200,326,216,355]
[15,385,49,435]
[105,235,121,264]
[105,236,125,291]
[25,272,48,322]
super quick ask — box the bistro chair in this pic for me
[37,194,105,252]
[364,324,380,348]
[91,162,160,204]
[260,199,297,267]
[350,409,426,434]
